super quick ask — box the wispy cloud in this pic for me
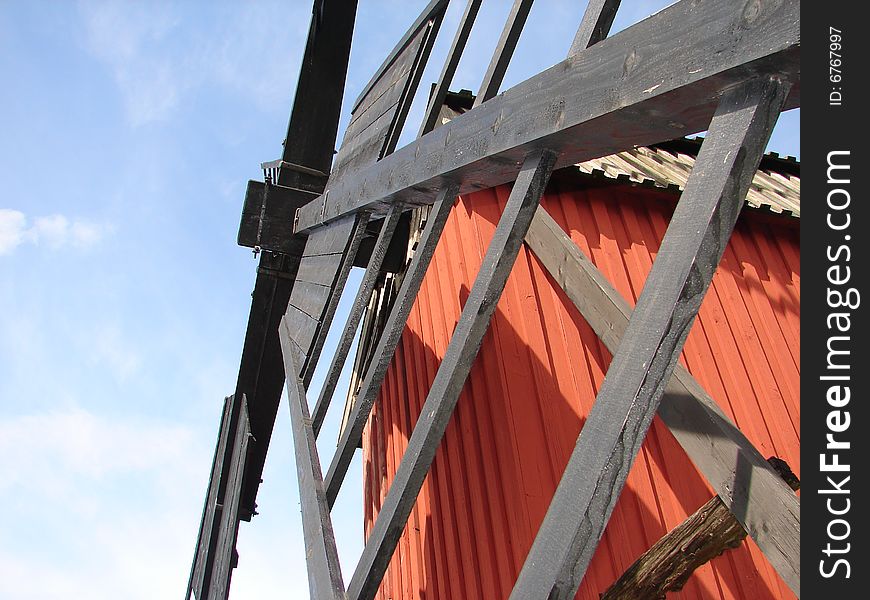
[0,209,111,255]
[77,1,306,126]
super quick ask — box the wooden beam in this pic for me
[278,324,346,600]
[472,0,534,107]
[418,0,484,136]
[345,148,557,600]
[235,0,360,515]
[311,203,405,437]
[323,183,460,508]
[568,0,621,55]
[524,205,801,589]
[509,77,791,599]
[297,0,799,233]
[281,0,359,177]
[600,458,799,600]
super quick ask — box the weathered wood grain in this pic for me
[473,0,534,107]
[510,77,792,599]
[345,149,557,600]
[298,0,799,232]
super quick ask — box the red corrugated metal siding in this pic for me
[362,181,800,600]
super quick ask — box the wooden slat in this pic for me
[296,0,799,232]
[302,213,370,383]
[187,396,233,600]
[295,254,349,287]
[568,0,621,55]
[350,0,449,113]
[207,396,251,600]
[231,0,359,523]
[288,280,333,320]
[345,148,557,600]
[524,204,801,592]
[284,303,321,352]
[278,325,346,600]
[303,213,364,257]
[311,203,405,437]
[323,183,460,507]
[473,0,534,107]
[510,77,791,599]
[418,0,484,136]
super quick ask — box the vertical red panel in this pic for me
[362,183,800,599]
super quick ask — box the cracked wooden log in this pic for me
[601,458,799,600]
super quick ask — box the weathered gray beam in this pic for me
[418,0,484,136]
[346,148,557,600]
[472,0,534,107]
[568,0,621,55]
[278,324,346,600]
[297,0,799,233]
[323,183,460,508]
[509,77,791,599]
[236,0,360,515]
[524,205,801,592]
[311,203,405,437]
[300,213,370,385]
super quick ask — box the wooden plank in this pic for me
[311,203,405,437]
[302,212,370,383]
[295,254,350,287]
[473,0,534,107]
[345,149,557,600]
[288,280,334,320]
[418,0,484,136]
[525,204,801,593]
[284,303,321,352]
[509,77,791,599]
[187,396,233,600]
[350,0,449,113]
[234,0,359,515]
[238,180,314,255]
[303,213,363,257]
[280,0,359,176]
[323,183,460,507]
[568,0,621,55]
[296,0,799,232]
[600,458,799,600]
[208,396,251,600]
[278,324,346,600]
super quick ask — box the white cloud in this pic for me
[0,209,110,255]
[0,408,207,600]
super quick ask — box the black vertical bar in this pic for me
[509,76,791,599]
[567,0,620,56]
[278,323,346,600]
[418,0,484,136]
[346,148,557,600]
[473,0,535,107]
[311,203,405,437]
[323,184,460,507]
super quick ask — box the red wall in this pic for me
[362,181,800,599]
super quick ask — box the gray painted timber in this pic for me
[233,0,359,517]
[418,0,484,136]
[208,397,250,600]
[278,324,346,600]
[473,0,534,107]
[296,0,799,232]
[323,184,460,507]
[311,204,405,437]
[524,205,801,592]
[509,77,791,599]
[568,0,621,55]
[346,149,557,600]
[187,396,232,600]
[302,213,369,383]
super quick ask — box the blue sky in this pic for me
[0,1,797,598]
